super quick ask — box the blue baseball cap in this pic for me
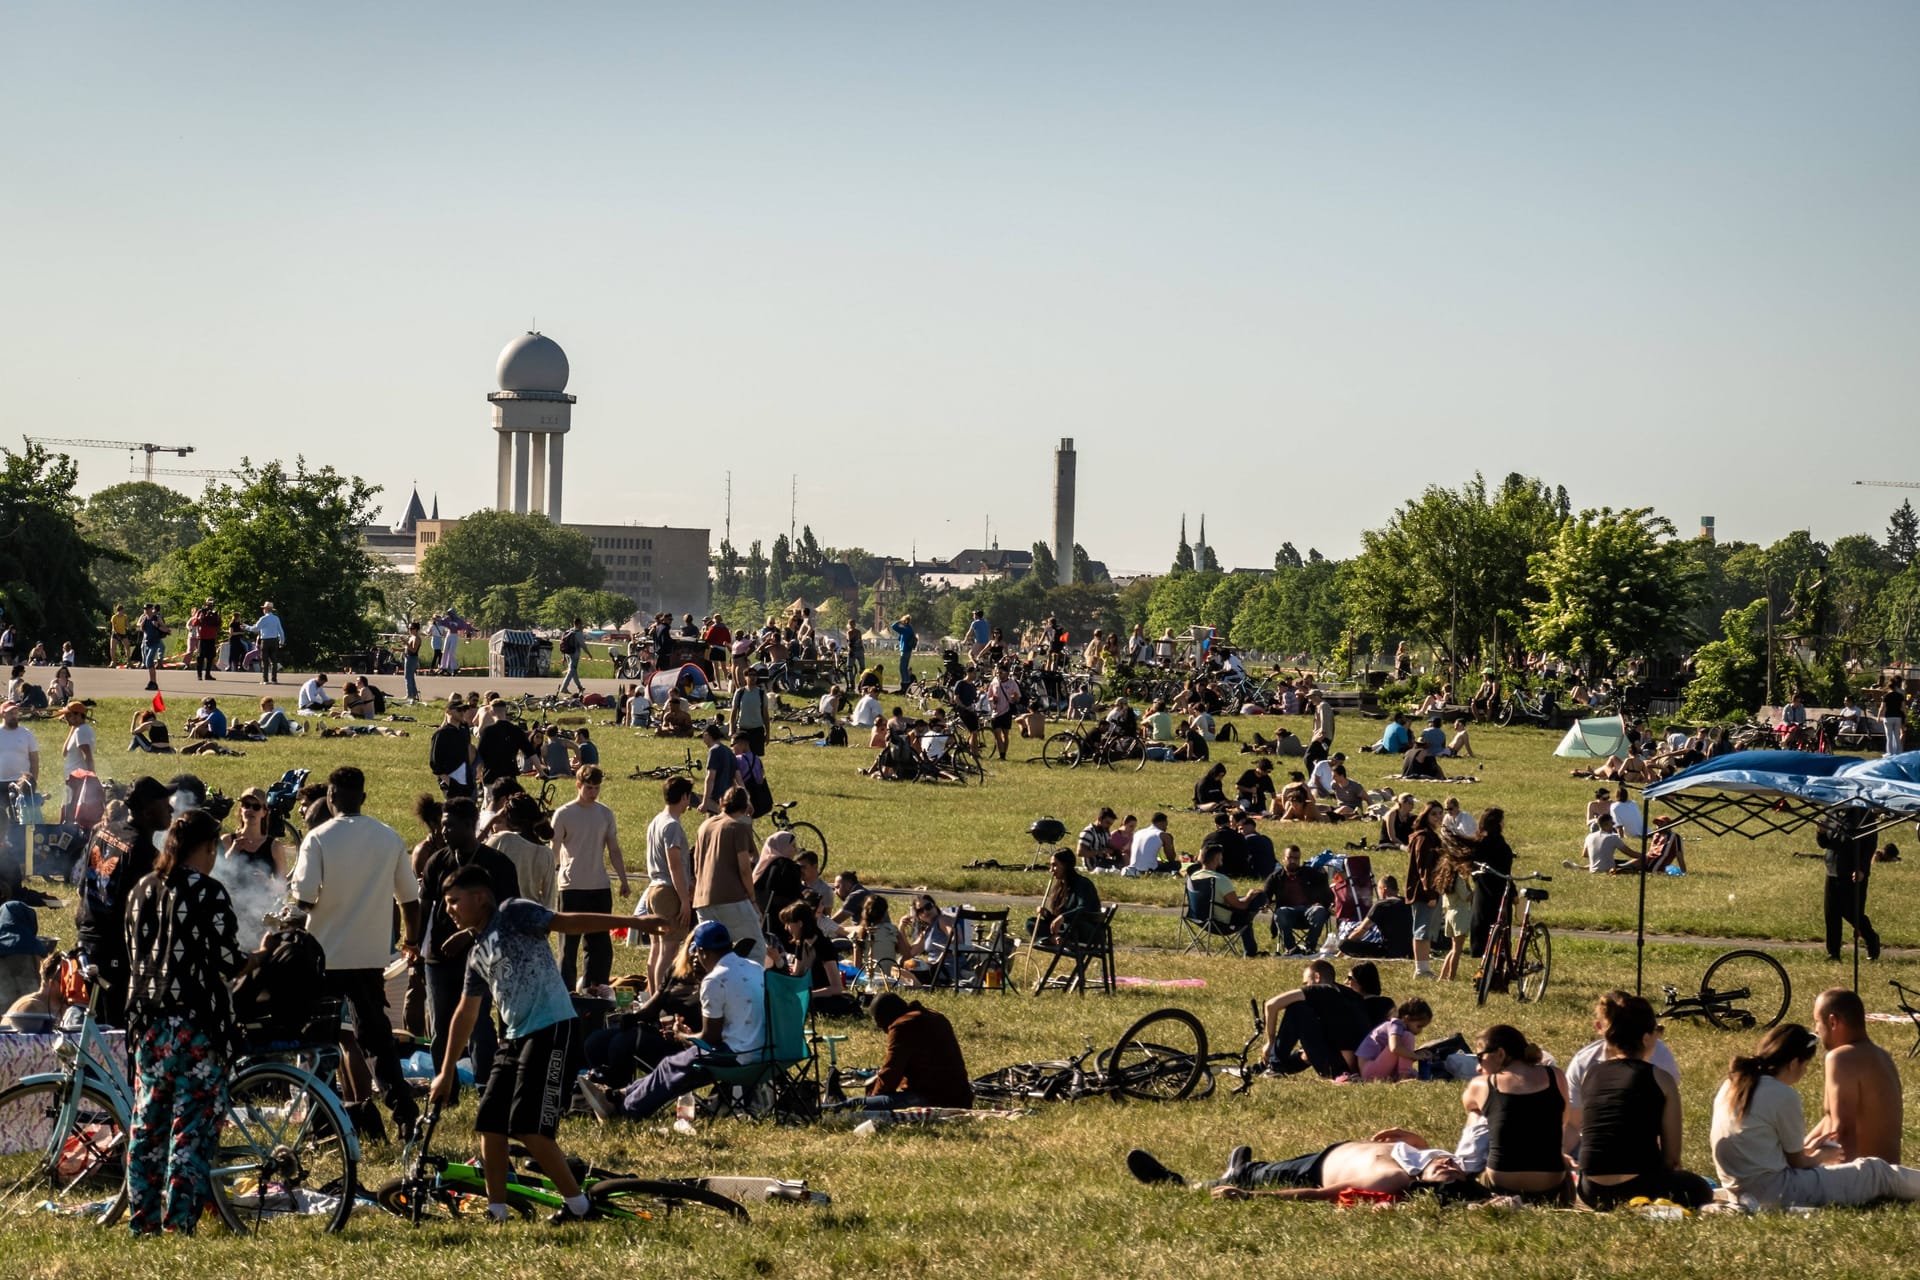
[689,920,732,951]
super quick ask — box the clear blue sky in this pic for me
[4,2,1916,573]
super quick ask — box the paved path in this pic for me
[870,882,1915,960]
[59,662,621,705]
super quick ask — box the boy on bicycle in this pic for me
[431,864,666,1224]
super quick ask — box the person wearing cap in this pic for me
[0,900,59,1012]
[75,776,175,1027]
[247,602,286,685]
[429,697,476,799]
[57,700,95,822]
[582,917,766,1125]
[431,862,664,1224]
[186,696,228,740]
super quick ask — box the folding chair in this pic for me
[701,970,819,1123]
[928,906,1011,994]
[1031,904,1118,995]
[1179,876,1241,956]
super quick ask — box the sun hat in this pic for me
[61,701,89,719]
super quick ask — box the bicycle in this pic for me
[1040,723,1147,772]
[968,1008,1208,1105]
[1497,688,1558,728]
[0,972,359,1233]
[629,747,704,782]
[767,801,829,871]
[1658,950,1791,1031]
[373,1105,747,1225]
[1474,865,1552,1005]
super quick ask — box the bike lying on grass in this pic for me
[1659,950,1791,1031]
[969,1008,1209,1104]
[374,1105,748,1225]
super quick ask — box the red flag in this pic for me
[152,691,166,714]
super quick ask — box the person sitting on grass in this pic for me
[1237,759,1278,812]
[1338,875,1414,960]
[1807,987,1904,1163]
[185,696,227,740]
[1188,843,1268,957]
[1193,763,1231,812]
[1126,812,1180,876]
[1127,1129,1474,1201]
[1446,717,1475,759]
[128,708,171,753]
[1711,1021,1920,1209]
[1399,738,1446,782]
[342,678,375,718]
[1078,808,1119,871]
[1644,816,1687,874]
[1566,813,1633,874]
[1378,792,1417,848]
[1462,1023,1571,1199]
[1356,998,1432,1082]
[1272,771,1319,822]
[1260,959,1373,1079]
[849,893,901,978]
[864,992,974,1110]
[1570,991,1713,1211]
[430,863,666,1224]
[1324,764,1367,819]
[255,696,290,736]
[1363,713,1412,756]
[2,950,72,1034]
[777,902,857,1017]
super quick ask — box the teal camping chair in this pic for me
[700,969,819,1123]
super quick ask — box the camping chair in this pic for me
[1179,876,1242,956]
[1030,903,1118,995]
[699,969,819,1123]
[928,906,1011,994]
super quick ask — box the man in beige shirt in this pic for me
[550,765,627,991]
[692,785,762,961]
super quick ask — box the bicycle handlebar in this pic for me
[1471,864,1551,882]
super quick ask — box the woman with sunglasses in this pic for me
[1460,1024,1570,1198]
[217,787,289,883]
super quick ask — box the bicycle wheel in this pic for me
[1105,1008,1208,1102]
[370,1176,498,1223]
[783,821,829,871]
[948,743,986,787]
[0,1079,129,1225]
[1474,933,1504,1006]
[1042,732,1082,769]
[588,1176,750,1222]
[209,1062,357,1234]
[1515,925,1551,1003]
[1128,739,1149,772]
[1700,949,1791,1031]
[1497,698,1518,727]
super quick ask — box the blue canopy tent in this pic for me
[1638,750,1920,992]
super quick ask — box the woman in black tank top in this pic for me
[1463,1025,1568,1196]
[1573,994,1713,1209]
[218,788,288,883]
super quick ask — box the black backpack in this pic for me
[231,927,328,1045]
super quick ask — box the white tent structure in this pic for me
[1553,715,1629,759]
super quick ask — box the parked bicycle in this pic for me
[1497,687,1559,728]
[1040,722,1146,772]
[1474,865,1552,1005]
[0,970,359,1233]
[1659,950,1790,1031]
[969,1008,1208,1104]
[375,1105,747,1225]
[767,800,829,871]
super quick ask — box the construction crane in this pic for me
[141,465,234,481]
[1853,480,1920,490]
[24,436,196,481]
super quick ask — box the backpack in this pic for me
[230,927,329,1045]
[737,753,773,818]
[560,629,579,656]
[825,723,848,747]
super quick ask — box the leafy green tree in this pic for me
[1233,560,1349,658]
[540,587,637,628]
[1274,542,1303,570]
[1071,543,1105,584]
[711,539,742,593]
[1346,473,1561,667]
[1172,518,1194,573]
[1040,582,1123,645]
[744,540,768,600]
[1030,541,1057,586]
[1681,600,1771,720]
[157,459,382,662]
[1525,508,1698,679]
[1145,570,1222,638]
[769,535,792,600]
[79,480,203,614]
[1881,564,1920,665]
[0,443,115,660]
[1887,500,1918,570]
[794,525,826,573]
[415,509,603,629]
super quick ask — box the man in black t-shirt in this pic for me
[1237,759,1277,812]
[1339,875,1414,960]
[475,703,532,787]
[417,798,520,1102]
[1260,959,1371,1078]
[429,698,476,798]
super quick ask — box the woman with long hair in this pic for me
[1404,799,1447,979]
[1573,993,1712,1210]
[122,809,250,1235]
[1711,1023,1920,1207]
[1433,832,1477,982]
[1462,1024,1569,1197]
[1467,807,1515,958]
[779,901,857,1017]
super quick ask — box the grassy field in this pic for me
[5,692,1920,1278]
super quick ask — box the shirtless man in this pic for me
[1127,1129,1471,1200]
[1807,987,1903,1162]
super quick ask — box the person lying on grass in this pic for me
[430,864,667,1225]
[1127,1129,1479,1201]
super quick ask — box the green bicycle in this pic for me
[373,1105,749,1224]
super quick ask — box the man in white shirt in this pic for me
[1127,812,1177,876]
[0,701,39,792]
[551,764,628,992]
[850,691,884,729]
[1609,788,1646,840]
[248,601,287,684]
[1308,751,1343,798]
[290,766,421,1133]
[590,919,767,1122]
[643,776,696,990]
[298,672,333,712]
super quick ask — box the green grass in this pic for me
[7,696,1920,1277]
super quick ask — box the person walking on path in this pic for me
[248,602,286,685]
[551,765,628,991]
[729,667,770,756]
[138,605,170,692]
[557,617,587,696]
